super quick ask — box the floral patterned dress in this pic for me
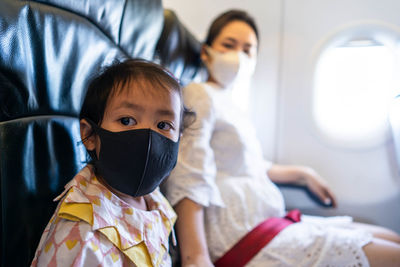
[31,165,177,267]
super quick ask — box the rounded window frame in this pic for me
[308,20,400,150]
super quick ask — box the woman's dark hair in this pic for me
[205,9,259,46]
[79,58,195,160]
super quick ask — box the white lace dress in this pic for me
[163,82,372,267]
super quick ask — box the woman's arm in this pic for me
[174,198,214,267]
[165,84,220,266]
[267,164,337,207]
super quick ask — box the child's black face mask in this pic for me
[88,120,179,197]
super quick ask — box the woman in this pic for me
[163,10,400,267]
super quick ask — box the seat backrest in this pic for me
[0,0,203,265]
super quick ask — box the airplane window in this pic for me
[313,40,398,148]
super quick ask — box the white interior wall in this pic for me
[277,0,400,232]
[162,0,282,161]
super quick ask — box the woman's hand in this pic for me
[301,167,337,208]
[268,164,337,208]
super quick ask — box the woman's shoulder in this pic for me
[184,82,214,98]
[183,82,215,107]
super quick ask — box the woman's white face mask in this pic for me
[205,46,256,88]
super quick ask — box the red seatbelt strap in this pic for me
[214,209,301,267]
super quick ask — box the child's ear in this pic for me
[80,119,96,151]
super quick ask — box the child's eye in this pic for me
[119,117,136,126]
[157,121,173,131]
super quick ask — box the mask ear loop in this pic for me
[203,45,215,61]
[203,46,214,82]
[82,118,101,164]
[133,130,152,196]
[84,118,100,132]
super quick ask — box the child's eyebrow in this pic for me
[156,109,176,118]
[118,101,144,111]
[117,101,176,118]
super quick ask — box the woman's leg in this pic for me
[362,237,400,267]
[351,222,400,244]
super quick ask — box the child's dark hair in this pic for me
[205,9,259,46]
[79,58,195,160]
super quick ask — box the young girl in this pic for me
[31,59,193,267]
[163,10,400,267]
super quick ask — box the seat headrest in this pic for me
[155,9,207,86]
[0,0,163,121]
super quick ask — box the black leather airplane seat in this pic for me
[155,9,207,86]
[0,0,203,265]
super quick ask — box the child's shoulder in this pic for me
[31,213,100,266]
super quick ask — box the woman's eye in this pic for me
[157,121,173,130]
[222,43,234,49]
[119,117,136,126]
